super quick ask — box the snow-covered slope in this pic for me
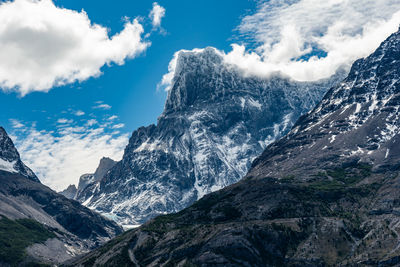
[78,47,346,226]
[249,27,400,180]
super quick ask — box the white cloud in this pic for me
[86,119,98,126]
[112,123,125,129]
[12,120,129,191]
[75,110,85,116]
[161,0,400,87]
[0,0,151,95]
[93,103,112,110]
[57,118,73,124]
[149,2,166,28]
[10,119,24,129]
[227,0,400,81]
[108,115,118,121]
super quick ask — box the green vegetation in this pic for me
[0,215,55,265]
[309,163,373,191]
[141,213,181,234]
[281,175,295,183]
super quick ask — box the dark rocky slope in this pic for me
[78,47,345,226]
[69,29,400,266]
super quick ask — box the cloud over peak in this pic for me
[228,0,400,81]
[161,0,400,88]
[0,0,154,95]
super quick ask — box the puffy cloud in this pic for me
[0,0,151,95]
[149,2,165,28]
[12,119,129,191]
[161,0,400,88]
[228,0,400,81]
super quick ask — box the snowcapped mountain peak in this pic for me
[77,48,346,226]
[0,127,39,182]
[0,127,20,162]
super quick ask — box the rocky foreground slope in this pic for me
[0,127,122,266]
[70,28,400,266]
[78,47,345,226]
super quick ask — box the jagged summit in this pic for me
[77,48,345,226]
[0,127,39,182]
[93,157,117,181]
[75,157,117,202]
[163,47,227,114]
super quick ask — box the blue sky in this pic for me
[1,0,255,132]
[1,0,399,190]
[0,0,256,190]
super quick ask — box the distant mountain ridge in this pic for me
[77,47,346,226]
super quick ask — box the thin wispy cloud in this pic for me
[9,119,24,129]
[12,118,129,191]
[75,110,85,116]
[0,0,152,95]
[86,119,98,126]
[57,118,73,124]
[108,115,118,121]
[93,103,112,110]
[112,123,125,129]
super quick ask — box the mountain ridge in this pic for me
[77,47,346,226]
[0,127,123,265]
[69,26,400,267]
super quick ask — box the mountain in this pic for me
[69,29,400,266]
[75,157,116,202]
[59,184,77,199]
[0,127,122,266]
[0,127,38,182]
[78,47,345,226]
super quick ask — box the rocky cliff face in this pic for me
[58,184,77,199]
[70,29,400,266]
[78,47,345,226]
[75,157,116,203]
[0,127,122,266]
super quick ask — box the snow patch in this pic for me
[385,149,390,159]
[0,158,17,173]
